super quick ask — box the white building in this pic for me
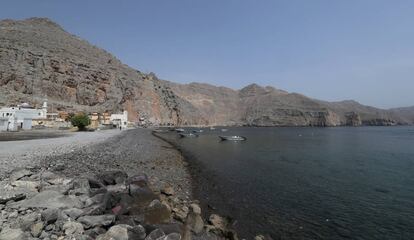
[0,102,47,131]
[110,110,128,129]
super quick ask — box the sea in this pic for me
[158,126,414,239]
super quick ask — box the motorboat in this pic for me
[175,128,185,132]
[192,129,204,133]
[221,129,228,132]
[152,129,169,133]
[219,135,247,141]
[179,133,199,138]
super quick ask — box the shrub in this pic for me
[70,113,90,131]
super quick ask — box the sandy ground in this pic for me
[0,129,122,179]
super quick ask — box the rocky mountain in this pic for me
[0,17,204,125]
[0,17,413,126]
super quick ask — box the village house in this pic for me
[110,110,128,129]
[0,102,47,131]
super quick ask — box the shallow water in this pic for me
[160,127,414,239]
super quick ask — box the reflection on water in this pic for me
[160,127,414,239]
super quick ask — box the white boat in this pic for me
[179,133,199,138]
[219,136,247,141]
[210,127,216,130]
[175,128,185,132]
[192,129,204,133]
[221,129,228,132]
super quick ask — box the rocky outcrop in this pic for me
[0,17,412,127]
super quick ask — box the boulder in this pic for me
[18,212,40,230]
[78,215,115,229]
[208,214,227,232]
[62,221,84,235]
[126,174,148,188]
[97,171,128,186]
[12,190,83,209]
[10,169,32,182]
[30,222,44,237]
[185,204,204,234]
[0,228,27,240]
[144,200,171,225]
[63,208,84,220]
[10,181,39,191]
[98,225,128,240]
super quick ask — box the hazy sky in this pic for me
[1,0,414,108]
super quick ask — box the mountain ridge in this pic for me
[0,17,413,126]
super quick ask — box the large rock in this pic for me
[12,190,82,209]
[18,212,40,230]
[41,208,59,224]
[185,204,204,234]
[9,169,32,182]
[0,180,39,204]
[78,215,115,229]
[30,222,44,238]
[97,171,128,186]
[144,200,171,225]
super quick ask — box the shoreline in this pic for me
[152,132,242,234]
[0,128,239,239]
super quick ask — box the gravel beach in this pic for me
[39,128,192,200]
[0,129,122,179]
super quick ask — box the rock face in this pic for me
[0,17,203,125]
[0,17,413,127]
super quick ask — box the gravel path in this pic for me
[0,129,121,179]
[40,128,192,200]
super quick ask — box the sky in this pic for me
[1,0,414,108]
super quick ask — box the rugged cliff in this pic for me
[0,18,413,126]
[0,17,205,125]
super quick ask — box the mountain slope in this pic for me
[0,17,205,125]
[0,18,412,126]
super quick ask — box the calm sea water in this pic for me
[159,127,414,239]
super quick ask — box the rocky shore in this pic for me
[0,129,244,240]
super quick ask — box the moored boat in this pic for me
[179,133,199,138]
[219,135,247,141]
[192,129,204,133]
[175,128,185,132]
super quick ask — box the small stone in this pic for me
[165,233,181,240]
[8,211,18,218]
[62,221,84,235]
[30,222,44,237]
[255,235,265,240]
[161,185,174,196]
[189,204,201,215]
[145,229,165,240]
[42,209,59,224]
[62,208,83,220]
[78,215,115,229]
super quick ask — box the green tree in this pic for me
[70,113,90,131]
